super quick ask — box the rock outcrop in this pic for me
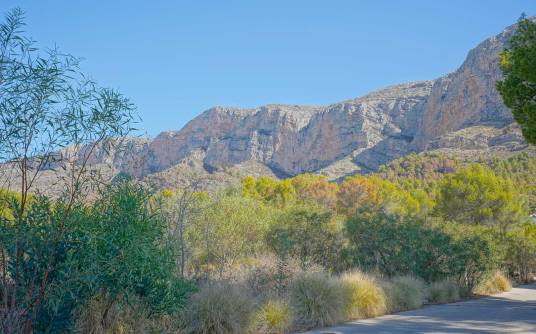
[13,18,535,193]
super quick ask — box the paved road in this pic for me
[301,284,536,334]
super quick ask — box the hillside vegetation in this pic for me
[3,154,534,333]
[2,8,536,334]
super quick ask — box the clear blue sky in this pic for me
[2,1,534,136]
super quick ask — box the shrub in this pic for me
[182,282,254,334]
[289,272,344,330]
[339,271,386,319]
[383,276,426,312]
[251,300,292,334]
[475,272,512,295]
[238,254,302,298]
[427,280,460,304]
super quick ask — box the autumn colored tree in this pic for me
[337,176,380,214]
[290,173,338,208]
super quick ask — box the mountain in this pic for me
[5,18,534,195]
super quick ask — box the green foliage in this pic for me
[346,210,458,281]
[0,8,138,332]
[442,224,504,291]
[243,176,296,206]
[66,182,193,314]
[497,17,536,144]
[266,203,347,271]
[505,222,536,282]
[188,193,273,278]
[435,164,525,228]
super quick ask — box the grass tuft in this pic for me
[339,271,386,319]
[475,271,512,295]
[383,275,426,312]
[251,299,292,334]
[427,280,461,304]
[289,271,344,330]
[182,282,253,334]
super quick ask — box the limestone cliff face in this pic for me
[64,19,531,184]
[413,22,518,150]
[129,82,432,178]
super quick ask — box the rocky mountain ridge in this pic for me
[10,18,534,194]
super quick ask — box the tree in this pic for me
[345,210,455,281]
[266,203,347,272]
[187,193,273,278]
[154,181,204,278]
[497,16,536,144]
[66,182,193,316]
[290,173,338,209]
[346,209,503,286]
[435,164,525,230]
[242,176,296,207]
[337,176,380,214]
[0,9,136,333]
[505,222,536,282]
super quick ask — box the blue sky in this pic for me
[2,1,534,136]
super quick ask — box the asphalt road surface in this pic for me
[301,284,536,334]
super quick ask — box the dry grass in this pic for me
[383,275,426,313]
[289,271,344,330]
[74,294,153,334]
[182,282,254,334]
[339,271,386,319]
[251,300,292,334]
[237,255,303,298]
[475,272,512,295]
[427,280,461,304]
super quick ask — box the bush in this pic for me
[182,282,254,334]
[383,276,426,312]
[339,271,386,319]
[289,272,344,330]
[427,280,461,304]
[475,272,512,295]
[251,300,292,334]
[238,254,302,298]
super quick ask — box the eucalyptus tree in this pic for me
[0,8,137,333]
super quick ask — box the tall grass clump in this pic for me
[339,271,386,319]
[289,272,344,330]
[182,282,254,334]
[427,280,461,304]
[383,275,426,312]
[251,300,292,334]
[475,271,512,295]
[74,294,151,334]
